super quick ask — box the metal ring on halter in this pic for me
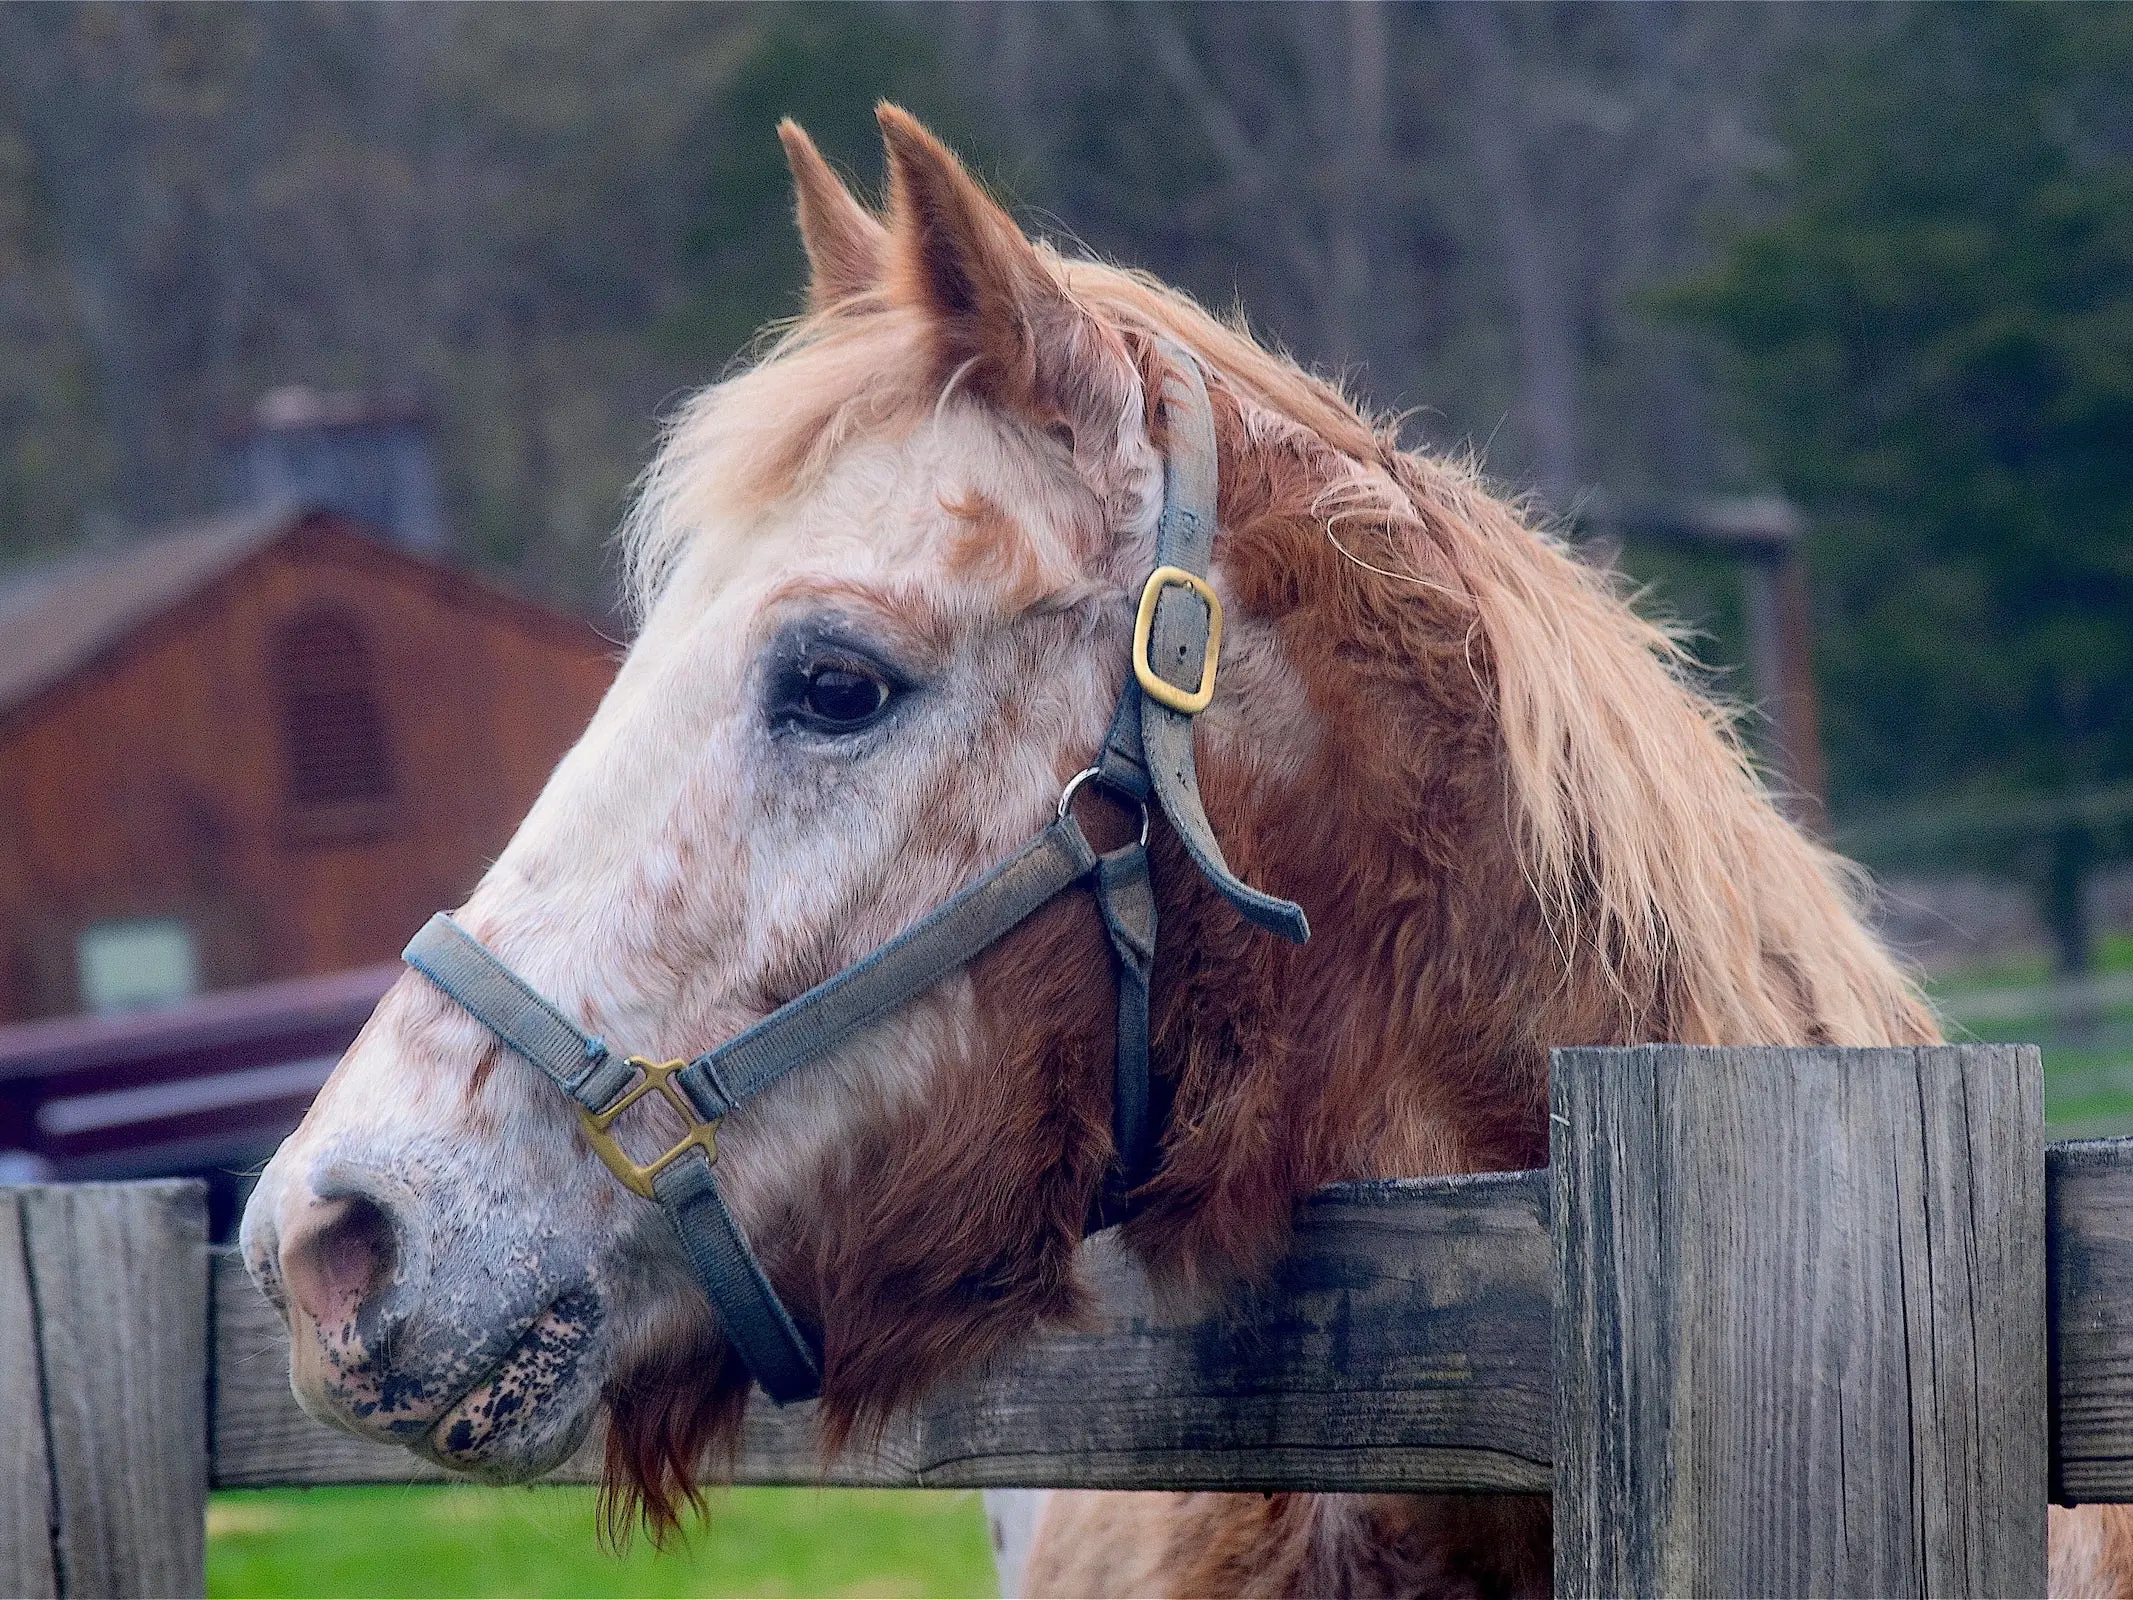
[1057,765,1151,847]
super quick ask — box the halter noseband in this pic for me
[400,345,1307,1404]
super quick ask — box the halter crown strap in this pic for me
[1098,343,1309,944]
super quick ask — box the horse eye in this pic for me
[801,665,890,728]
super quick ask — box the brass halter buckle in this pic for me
[575,1056,720,1200]
[1132,566,1223,715]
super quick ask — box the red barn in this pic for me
[0,507,614,1023]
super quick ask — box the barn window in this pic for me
[78,918,199,1014]
[273,606,396,837]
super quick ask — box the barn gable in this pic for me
[0,511,614,1023]
[0,511,292,725]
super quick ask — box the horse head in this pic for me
[246,107,1244,1515]
[242,107,1931,1537]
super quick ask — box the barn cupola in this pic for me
[230,387,446,556]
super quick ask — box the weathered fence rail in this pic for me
[212,1166,1555,1496]
[6,1044,2129,1597]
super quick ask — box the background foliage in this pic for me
[0,2,1790,594]
[1671,5,2133,967]
[3,1,2130,954]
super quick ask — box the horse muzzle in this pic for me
[242,1154,608,1482]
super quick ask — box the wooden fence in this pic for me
[5,1044,2128,1597]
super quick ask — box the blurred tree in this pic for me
[1672,6,2133,971]
[0,1,1813,645]
[946,2,1807,510]
[0,112,110,561]
[666,4,975,365]
[421,4,760,600]
[0,4,257,531]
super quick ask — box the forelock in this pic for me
[617,305,937,620]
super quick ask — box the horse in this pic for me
[241,106,2132,1597]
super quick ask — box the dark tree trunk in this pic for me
[2043,825,2097,977]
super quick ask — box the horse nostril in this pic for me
[281,1193,399,1335]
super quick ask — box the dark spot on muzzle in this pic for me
[424,1288,604,1470]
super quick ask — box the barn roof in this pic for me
[0,507,611,726]
[0,508,296,720]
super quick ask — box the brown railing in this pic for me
[0,966,396,1226]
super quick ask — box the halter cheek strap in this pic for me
[400,341,1305,1406]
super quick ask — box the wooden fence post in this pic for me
[1,1181,209,1600]
[1,1188,61,1599]
[1552,1044,2047,1598]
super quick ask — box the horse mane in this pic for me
[600,231,1937,1540]
[621,247,1936,1059]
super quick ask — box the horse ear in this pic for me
[779,119,888,311]
[876,103,1135,435]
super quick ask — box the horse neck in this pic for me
[1121,406,1937,1298]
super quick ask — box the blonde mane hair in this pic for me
[621,244,1936,1063]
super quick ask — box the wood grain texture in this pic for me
[904,1174,1553,1492]
[1553,1044,2048,1600]
[211,1170,1554,1493]
[0,1191,60,1600]
[2048,1136,2133,1504]
[19,1180,209,1599]
[15,1098,2109,1594]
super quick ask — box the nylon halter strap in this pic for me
[400,344,1308,1406]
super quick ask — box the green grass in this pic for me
[207,1484,999,1599]
[1928,930,2133,1138]
[1928,929,2133,996]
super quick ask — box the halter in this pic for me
[400,346,1308,1404]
